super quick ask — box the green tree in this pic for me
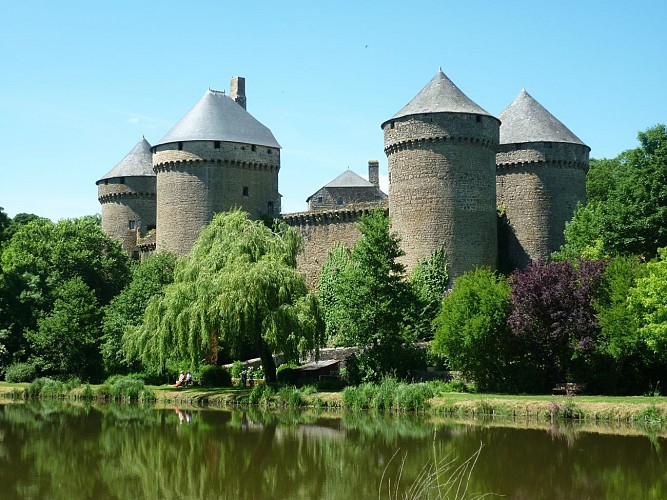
[409,245,449,340]
[317,243,353,346]
[628,248,667,358]
[431,267,512,391]
[101,252,177,375]
[125,210,323,382]
[557,124,667,260]
[0,216,131,374]
[26,277,103,381]
[0,207,10,245]
[320,209,418,382]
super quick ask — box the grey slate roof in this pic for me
[97,138,154,183]
[383,69,492,126]
[155,89,280,148]
[499,89,587,146]
[324,170,375,188]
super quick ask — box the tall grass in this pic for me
[343,378,435,412]
[379,444,487,499]
[97,376,154,402]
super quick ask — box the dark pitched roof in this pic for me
[324,170,375,188]
[306,170,387,202]
[383,69,491,127]
[499,89,588,147]
[97,138,154,183]
[155,89,280,148]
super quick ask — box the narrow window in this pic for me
[178,142,183,151]
[267,201,274,214]
[251,145,257,152]
[119,177,125,185]
[317,196,323,203]
[214,141,220,149]
[390,121,395,129]
[128,220,137,230]
[104,180,108,185]
[243,186,249,197]
[336,198,343,206]
[267,149,272,154]
[476,115,482,123]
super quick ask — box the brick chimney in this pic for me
[230,76,246,109]
[368,160,380,187]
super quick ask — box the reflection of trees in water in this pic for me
[0,403,665,499]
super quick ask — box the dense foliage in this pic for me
[101,252,177,374]
[125,210,323,382]
[318,209,423,382]
[0,215,131,382]
[409,246,449,340]
[558,124,667,260]
[431,267,512,392]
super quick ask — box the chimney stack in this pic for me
[368,160,380,187]
[230,76,246,109]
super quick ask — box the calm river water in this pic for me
[0,401,665,499]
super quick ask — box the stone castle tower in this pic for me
[98,72,589,284]
[152,77,281,255]
[496,89,590,270]
[96,137,156,257]
[381,69,500,277]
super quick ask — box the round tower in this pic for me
[381,69,500,278]
[97,137,156,258]
[153,77,281,255]
[496,89,590,271]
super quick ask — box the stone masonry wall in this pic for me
[98,176,156,256]
[308,186,385,211]
[282,205,386,288]
[154,140,280,255]
[496,142,588,269]
[383,113,499,277]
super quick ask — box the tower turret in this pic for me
[496,89,590,271]
[381,69,500,277]
[97,138,156,258]
[153,80,281,255]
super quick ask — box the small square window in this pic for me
[476,115,482,123]
[251,145,256,152]
[336,198,344,206]
[317,196,323,203]
[214,141,220,149]
[267,149,272,154]
[129,220,137,230]
[243,186,249,197]
[119,177,125,185]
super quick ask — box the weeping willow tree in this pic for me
[124,210,324,382]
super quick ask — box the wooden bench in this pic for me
[552,382,586,396]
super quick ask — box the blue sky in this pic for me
[1,0,665,220]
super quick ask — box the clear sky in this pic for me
[1,0,665,220]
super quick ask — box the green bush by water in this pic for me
[4,362,37,383]
[97,375,153,402]
[342,377,434,412]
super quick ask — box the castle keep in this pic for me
[98,72,589,284]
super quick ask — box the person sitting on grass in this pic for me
[173,371,185,388]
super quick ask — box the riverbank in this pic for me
[2,381,666,425]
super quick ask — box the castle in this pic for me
[97,71,589,283]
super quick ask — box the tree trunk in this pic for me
[258,338,277,383]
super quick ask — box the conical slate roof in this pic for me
[383,69,492,126]
[97,138,154,184]
[499,89,587,146]
[155,89,280,148]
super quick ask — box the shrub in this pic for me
[97,375,147,401]
[231,361,244,379]
[248,384,275,405]
[4,362,37,383]
[25,377,65,399]
[276,363,300,384]
[277,386,303,407]
[394,383,433,411]
[199,365,232,387]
